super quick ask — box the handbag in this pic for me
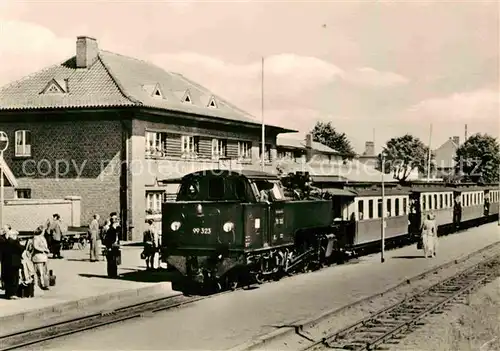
[140,250,147,260]
[417,237,423,250]
[49,269,56,287]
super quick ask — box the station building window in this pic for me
[146,191,164,214]
[15,130,32,157]
[181,135,200,158]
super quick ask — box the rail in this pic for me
[301,254,500,351]
[0,289,230,351]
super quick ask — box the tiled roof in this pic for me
[277,135,338,154]
[0,48,293,131]
[0,57,134,110]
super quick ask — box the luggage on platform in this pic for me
[49,269,56,287]
[417,237,423,250]
[17,282,35,298]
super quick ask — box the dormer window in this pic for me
[41,79,67,94]
[208,96,217,108]
[151,84,164,99]
[182,90,192,104]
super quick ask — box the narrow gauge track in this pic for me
[0,290,231,351]
[301,254,500,351]
[2,240,499,351]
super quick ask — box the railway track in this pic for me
[0,290,230,351]
[2,237,499,351]
[301,254,500,351]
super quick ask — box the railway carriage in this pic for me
[351,186,410,247]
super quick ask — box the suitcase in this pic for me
[17,282,35,298]
[417,238,423,250]
[48,270,56,287]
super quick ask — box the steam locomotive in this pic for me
[161,169,499,292]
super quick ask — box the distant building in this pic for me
[433,136,460,179]
[276,134,395,183]
[0,36,294,240]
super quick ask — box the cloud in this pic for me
[0,19,73,86]
[407,89,499,121]
[341,67,410,87]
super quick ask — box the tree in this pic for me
[454,133,500,184]
[310,122,356,159]
[377,134,433,182]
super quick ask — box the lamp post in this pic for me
[381,152,386,263]
[0,131,9,230]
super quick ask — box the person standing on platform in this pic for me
[0,226,8,290]
[89,214,101,262]
[50,214,63,259]
[420,213,438,258]
[31,225,50,290]
[0,229,24,299]
[143,219,159,270]
[103,212,121,278]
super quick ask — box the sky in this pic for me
[0,0,498,154]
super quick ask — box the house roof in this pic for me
[0,44,294,132]
[434,138,459,169]
[277,135,338,154]
[277,158,397,183]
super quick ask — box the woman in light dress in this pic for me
[421,213,438,258]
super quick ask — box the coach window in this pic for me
[433,194,438,209]
[387,198,392,217]
[444,194,449,208]
[377,199,382,218]
[368,199,374,219]
[422,195,427,210]
[427,194,431,210]
[439,194,443,209]
[358,200,364,220]
[403,198,407,214]
[395,198,400,216]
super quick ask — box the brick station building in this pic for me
[0,36,294,241]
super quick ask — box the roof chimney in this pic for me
[76,36,99,68]
[364,141,375,156]
[452,136,459,146]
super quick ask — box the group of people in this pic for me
[0,224,52,300]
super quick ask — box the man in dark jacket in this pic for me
[103,212,121,278]
[0,230,24,299]
[49,214,63,259]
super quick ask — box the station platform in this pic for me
[0,243,181,337]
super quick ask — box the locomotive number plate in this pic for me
[192,227,211,235]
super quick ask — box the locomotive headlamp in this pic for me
[223,221,234,232]
[170,221,181,231]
